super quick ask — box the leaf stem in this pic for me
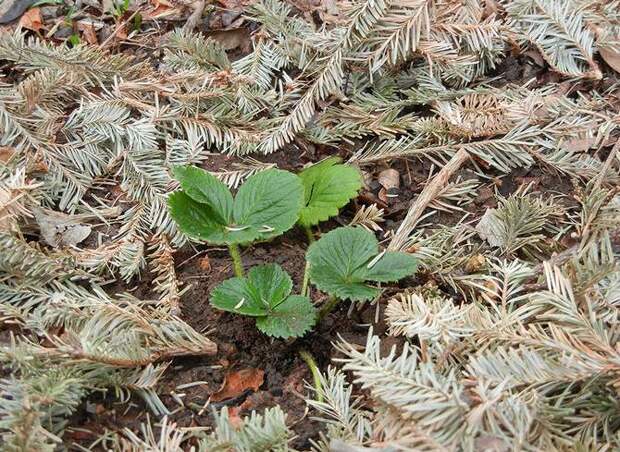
[228,243,244,277]
[301,225,315,296]
[318,295,340,320]
[298,349,323,403]
[304,225,315,243]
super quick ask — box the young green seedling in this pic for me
[210,264,317,338]
[297,157,362,294]
[306,226,417,317]
[168,165,303,276]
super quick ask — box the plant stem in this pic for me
[228,243,244,277]
[304,225,315,244]
[301,226,314,296]
[318,295,339,320]
[298,349,323,403]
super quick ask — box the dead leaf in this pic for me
[34,208,92,248]
[114,22,128,41]
[378,168,400,202]
[474,435,509,452]
[206,28,250,51]
[600,46,620,74]
[18,7,42,32]
[563,137,597,153]
[145,0,179,20]
[77,21,98,45]
[378,168,400,190]
[524,50,545,67]
[211,368,264,402]
[198,255,211,271]
[465,254,486,273]
[228,391,271,420]
[151,0,174,7]
[0,146,16,163]
[483,0,500,18]
[0,0,36,24]
[476,208,504,248]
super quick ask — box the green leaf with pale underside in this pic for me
[307,227,418,301]
[298,157,362,227]
[210,264,316,338]
[169,166,303,245]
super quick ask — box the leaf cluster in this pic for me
[211,264,316,338]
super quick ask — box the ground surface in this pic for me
[1,0,619,450]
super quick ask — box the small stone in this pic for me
[54,25,73,39]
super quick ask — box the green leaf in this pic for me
[168,192,227,242]
[245,264,292,308]
[234,169,304,240]
[256,295,316,338]
[307,227,417,301]
[210,276,268,317]
[172,166,232,224]
[298,157,362,227]
[364,252,418,282]
[169,167,304,245]
[210,264,317,338]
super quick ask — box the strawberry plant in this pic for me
[306,226,418,316]
[168,165,303,276]
[168,164,398,337]
[297,157,363,294]
[210,263,316,338]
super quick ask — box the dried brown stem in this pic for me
[184,1,206,31]
[48,344,218,367]
[389,148,471,251]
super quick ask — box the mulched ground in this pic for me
[62,138,583,450]
[2,1,613,449]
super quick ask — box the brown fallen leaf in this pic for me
[378,168,400,190]
[600,46,620,74]
[0,0,37,24]
[145,0,179,20]
[0,146,16,163]
[378,168,400,202]
[563,136,597,153]
[198,255,211,272]
[465,253,486,273]
[211,368,264,402]
[34,208,92,248]
[77,21,98,45]
[18,6,42,32]
[524,49,545,67]
[206,28,250,51]
[225,406,244,428]
[483,0,500,17]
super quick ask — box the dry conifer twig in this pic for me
[389,148,471,251]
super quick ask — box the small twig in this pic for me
[41,344,218,367]
[184,0,206,31]
[593,138,620,190]
[99,10,139,50]
[389,148,471,251]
